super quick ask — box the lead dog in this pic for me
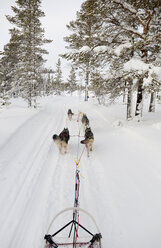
[80,127,94,157]
[53,128,70,154]
[67,109,74,121]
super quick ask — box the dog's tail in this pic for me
[80,139,87,144]
[52,134,58,140]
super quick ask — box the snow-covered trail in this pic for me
[0,96,161,248]
[0,97,75,248]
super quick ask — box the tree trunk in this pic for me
[149,92,156,112]
[85,83,88,101]
[127,83,133,120]
[135,78,144,118]
[123,82,127,104]
[84,64,89,101]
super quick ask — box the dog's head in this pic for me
[85,127,91,134]
[59,128,70,143]
[63,128,69,134]
[68,109,73,115]
[85,127,94,139]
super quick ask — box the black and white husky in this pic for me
[81,114,89,132]
[53,128,70,154]
[80,127,94,157]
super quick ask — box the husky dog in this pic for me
[80,127,94,157]
[78,111,84,121]
[67,109,74,121]
[81,114,89,132]
[53,128,70,154]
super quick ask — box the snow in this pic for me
[150,66,161,80]
[114,42,131,56]
[1,95,161,248]
[93,46,108,54]
[79,46,91,53]
[123,58,149,72]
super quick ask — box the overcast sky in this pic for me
[0,0,84,78]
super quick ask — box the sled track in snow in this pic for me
[0,104,68,248]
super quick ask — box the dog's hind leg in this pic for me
[68,114,72,121]
[86,143,90,157]
[90,140,94,151]
[63,142,68,154]
[58,142,63,154]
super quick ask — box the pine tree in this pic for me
[53,58,63,95]
[90,71,106,104]
[5,0,52,107]
[61,0,104,101]
[97,0,161,118]
[0,28,22,99]
[67,67,77,95]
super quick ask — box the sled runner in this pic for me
[44,207,102,248]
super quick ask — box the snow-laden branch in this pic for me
[93,46,108,53]
[113,0,137,14]
[113,42,132,56]
[113,0,153,36]
[79,46,91,53]
[123,58,149,72]
[123,58,161,86]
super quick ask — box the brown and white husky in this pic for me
[80,127,94,157]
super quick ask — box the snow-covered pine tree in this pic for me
[90,71,106,105]
[97,0,161,118]
[145,1,161,112]
[61,0,104,101]
[41,68,55,96]
[5,0,52,107]
[67,67,77,95]
[0,28,21,100]
[53,58,63,95]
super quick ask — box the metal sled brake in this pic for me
[44,207,102,248]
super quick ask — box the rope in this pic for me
[70,135,84,138]
[65,110,86,246]
[77,146,86,166]
[73,111,83,247]
[76,124,81,161]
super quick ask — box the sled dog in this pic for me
[53,128,70,154]
[81,114,89,132]
[78,111,84,121]
[67,109,74,121]
[80,127,94,157]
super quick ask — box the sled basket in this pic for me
[44,207,102,248]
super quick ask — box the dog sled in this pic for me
[48,111,102,247]
[44,207,102,248]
